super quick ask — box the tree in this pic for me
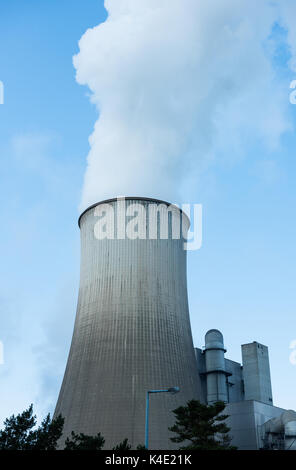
[64,431,105,450]
[112,438,131,451]
[169,400,236,450]
[136,444,147,451]
[0,404,64,450]
[33,413,64,450]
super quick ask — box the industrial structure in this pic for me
[196,332,296,450]
[55,196,296,450]
[55,197,202,449]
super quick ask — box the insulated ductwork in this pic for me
[204,329,228,404]
[262,410,296,450]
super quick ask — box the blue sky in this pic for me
[0,0,295,424]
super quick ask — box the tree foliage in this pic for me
[0,404,64,450]
[169,399,236,450]
[0,405,136,451]
[112,438,132,451]
[64,431,105,450]
[136,444,147,450]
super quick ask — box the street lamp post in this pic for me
[145,387,180,449]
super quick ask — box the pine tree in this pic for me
[0,404,64,450]
[169,400,236,450]
[112,438,132,450]
[64,431,105,450]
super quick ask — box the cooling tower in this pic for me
[54,197,202,449]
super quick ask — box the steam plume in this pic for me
[73,0,295,211]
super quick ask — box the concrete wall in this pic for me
[242,342,273,405]
[54,198,202,449]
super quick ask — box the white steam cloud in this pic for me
[73,0,296,211]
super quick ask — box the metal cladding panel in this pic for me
[226,401,285,450]
[194,348,207,403]
[54,198,202,449]
[225,359,244,403]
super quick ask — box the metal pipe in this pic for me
[145,388,180,449]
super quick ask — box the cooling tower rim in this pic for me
[78,196,190,228]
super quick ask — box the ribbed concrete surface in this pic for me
[54,198,202,449]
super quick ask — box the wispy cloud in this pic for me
[0,132,81,424]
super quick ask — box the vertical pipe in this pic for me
[204,329,228,404]
[145,392,150,449]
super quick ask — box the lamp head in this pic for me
[167,386,180,394]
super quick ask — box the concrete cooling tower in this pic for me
[54,197,202,449]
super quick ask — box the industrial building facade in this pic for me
[195,332,296,450]
[55,197,296,450]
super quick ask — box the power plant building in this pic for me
[55,197,296,450]
[196,335,296,450]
